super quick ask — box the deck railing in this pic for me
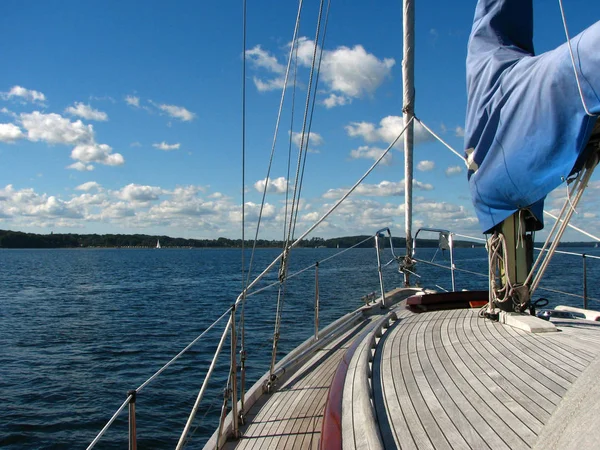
[87,228,403,449]
[412,227,600,308]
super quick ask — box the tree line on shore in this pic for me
[1,229,594,249]
[0,229,462,249]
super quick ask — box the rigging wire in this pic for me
[291,0,332,242]
[243,0,305,294]
[87,307,232,450]
[285,0,327,250]
[284,39,300,246]
[528,156,598,296]
[558,0,598,117]
[270,0,327,380]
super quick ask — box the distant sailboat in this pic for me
[156,239,161,249]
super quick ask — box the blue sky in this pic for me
[0,0,598,241]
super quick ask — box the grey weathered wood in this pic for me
[371,305,600,450]
[220,288,600,450]
[226,321,362,450]
[385,315,433,449]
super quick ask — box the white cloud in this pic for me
[21,111,93,144]
[345,116,433,147]
[302,211,320,222]
[455,126,465,137]
[0,184,83,220]
[254,176,288,194]
[245,45,287,92]
[101,202,136,219]
[323,179,433,199]
[1,107,15,117]
[253,77,286,92]
[291,131,323,151]
[65,102,108,121]
[117,184,164,202]
[130,141,142,147]
[323,93,350,108]
[246,38,394,105]
[154,102,195,121]
[19,111,124,167]
[71,143,124,166]
[75,181,101,192]
[246,45,285,74]
[0,123,24,142]
[417,160,435,171]
[232,201,277,222]
[0,183,243,232]
[125,95,140,107]
[3,85,46,103]
[349,146,392,165]
[445,165,463,176]
[67,162,95,171]
[153,141,181,151]
[296,38,394,103]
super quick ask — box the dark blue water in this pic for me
[1,246,599,448]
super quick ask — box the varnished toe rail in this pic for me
[320,307,403,450]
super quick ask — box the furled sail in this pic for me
[465,0,600,233]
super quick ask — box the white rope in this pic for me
[558,0,598,117]
[415,117,467,163]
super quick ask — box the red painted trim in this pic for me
[407,290,488,306]
[319,319,381,450]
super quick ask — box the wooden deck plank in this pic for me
[404,317,452,449]
[446,309,536,448]
[467,314,564,405]
[265,344,348,449]
[425,310,496,449]
[481,319,577,386]
[226,293,600,450]
[447,312,549,448]
[417,310,484,449]
[499,321,593,369]
[228,320,364,450]
[550,325,600,353]
[372,314,418,450]
[277,350,342,450]
[384,315,433,449]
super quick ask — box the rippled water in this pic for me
[1,246,599,448]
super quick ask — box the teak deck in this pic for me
[219,299,600,449]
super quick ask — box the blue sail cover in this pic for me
[465,0,600,233]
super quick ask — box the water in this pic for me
[1,246,599,449]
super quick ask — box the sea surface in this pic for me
[2,245,600,449]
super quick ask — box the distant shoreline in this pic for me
[0,229,596,249]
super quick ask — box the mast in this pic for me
[402,0,415,285]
